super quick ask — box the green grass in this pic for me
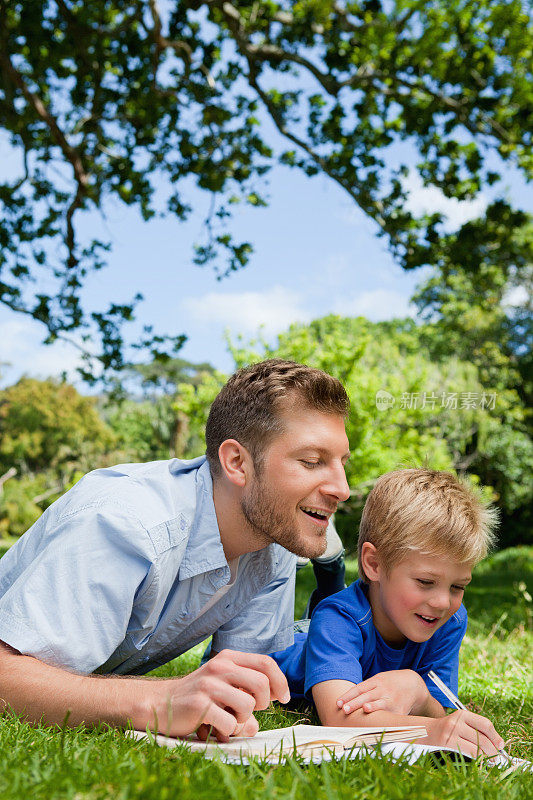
[0,547,531,799]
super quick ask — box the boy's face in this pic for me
[368,552,473,646]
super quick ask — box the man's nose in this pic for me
[322,464,351,502]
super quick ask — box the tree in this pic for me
[0,376,116,535]
[176,314,532,549]
[412,213,533,405]
[412,218,533,544]
[0,377,114,472]
[1,0,531,379]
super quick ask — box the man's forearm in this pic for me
[0,642,290,739]
[0,645,151,728]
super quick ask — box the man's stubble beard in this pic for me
[240,473,327,560]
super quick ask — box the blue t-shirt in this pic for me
[272,579,467,709]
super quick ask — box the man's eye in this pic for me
[300,460,320,468]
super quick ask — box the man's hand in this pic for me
[424,709,506,758]
[148,649,290,742]
[0,642,289,743]
[335,670,436,717]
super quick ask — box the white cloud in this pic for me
[183,285,311,337]
[333,289,415,321]
[0,318,83,387]
[404,172,488,230]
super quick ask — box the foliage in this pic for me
[412,214,533,402]
[0,472,52,537]
[175,314,531,549]
[412,219,533,542]
[172,368,227,457]
[0,377,114,536]
[104,358,220,460]
[105,396,177,461]
[1,0,532,379]
[0,547,530,798]
[125,357,216,396]
[0,377,114,473]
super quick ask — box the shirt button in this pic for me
[215,568,224,577]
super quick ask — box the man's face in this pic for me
[240,405,351,559]
[369,552,473,646]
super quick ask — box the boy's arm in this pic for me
[335,670,446,717]
[312,679,505,758]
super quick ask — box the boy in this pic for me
[272,469,506,758]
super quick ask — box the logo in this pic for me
[375,390,395,411]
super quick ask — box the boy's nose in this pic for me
[429,590,452,612]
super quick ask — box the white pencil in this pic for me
[427,670,467,710]
[427,670,511,760]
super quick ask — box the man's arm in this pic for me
[312,679,506,758]
[0,641,290,741]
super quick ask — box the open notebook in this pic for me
[130,723,427,762]
[130,726,532,771]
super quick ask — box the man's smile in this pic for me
[299,505,335,526]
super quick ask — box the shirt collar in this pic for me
[177,458,228,580]
[177,457,282,588]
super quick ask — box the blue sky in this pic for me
[0,141,530,388]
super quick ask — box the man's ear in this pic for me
[360,542,381,582]
[217,439,253,488]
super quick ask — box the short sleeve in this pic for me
[0,504,154,673]
[212,551,296,655]
[417,605,468,708]
[304,599,365,697]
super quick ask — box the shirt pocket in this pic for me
[147,515,189,554]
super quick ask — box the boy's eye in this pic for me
[452,585,466,592]
[417,579,433,586]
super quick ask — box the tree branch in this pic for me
[216,1,389,231]
[0,48,89,268]
[0,468,17,494]
[147,0,216,89]
[213,0,516,151]
[0,54,88,191]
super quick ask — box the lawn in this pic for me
[0,546,531,799]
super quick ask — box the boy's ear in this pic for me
[217,439,253,488]
[361,542,382,582]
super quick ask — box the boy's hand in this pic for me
[336,670,431,716]
[425,709,505,758]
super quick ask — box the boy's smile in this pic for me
[366,551,473,647]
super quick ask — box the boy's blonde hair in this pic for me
[358,469,498,582]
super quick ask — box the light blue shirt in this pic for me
[0,457,296,674]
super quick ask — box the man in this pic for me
[0,359,351,740]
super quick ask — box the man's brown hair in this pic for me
[206,359,350,478]
[358,468,498,581]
